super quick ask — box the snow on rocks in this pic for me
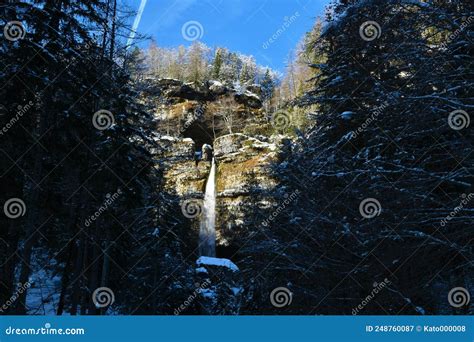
[208,80,226,95]
[194,256,243,314]
[234,90,262,108]
[160,135,178,141]
[196,256,239,272]
[195,267,208,274]
[340,111,355,120]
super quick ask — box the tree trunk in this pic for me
[56,240,75,315]
[15,0,64,314]
[69,234,84,316]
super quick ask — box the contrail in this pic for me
[126,0,148,49]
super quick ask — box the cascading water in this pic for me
[199,158,216,257]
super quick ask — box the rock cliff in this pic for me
[155,133,291,253]
[149,78,294,313]
[140,78,269,148]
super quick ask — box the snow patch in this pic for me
[209,80,224,87]
[200,288,216,299]
[341,111,355,120]
[250,140,276,151]
[243,90,261,100]
[160,135,177,141]
[195,267,208,274]
[196,256,239,272]
[231,287,243,296]
[415,306,426,314]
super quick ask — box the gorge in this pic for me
[2,0,471,317]
[147,78,293,313]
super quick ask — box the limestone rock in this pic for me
[202,144,213,161]
[208,80,227,95]
[234,91,262,109]
[213,133,288,249]
[156,137,210,197]
[246,84,262,97]
[155,132,292,253]
[156,78,183,88]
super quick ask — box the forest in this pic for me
[0,0,472,315]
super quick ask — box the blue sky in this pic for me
[126,0,328,72]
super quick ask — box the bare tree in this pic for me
[214,97,243,135]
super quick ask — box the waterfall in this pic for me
[199,158,216,257]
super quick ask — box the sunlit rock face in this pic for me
[155,133,292,258]
[155,136,209,198]
[213,133,291,254]
[139,78,267,148]
[149,77,293,266]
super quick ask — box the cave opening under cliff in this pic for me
[182,121,215,152]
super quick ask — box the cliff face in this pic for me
[150,79,288,243]
[156,137,210,198]
[156,133,291,253]
[148,79,293,249]
[141,78,269,148]
[149,78,293,313]
[213,133,291,253]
